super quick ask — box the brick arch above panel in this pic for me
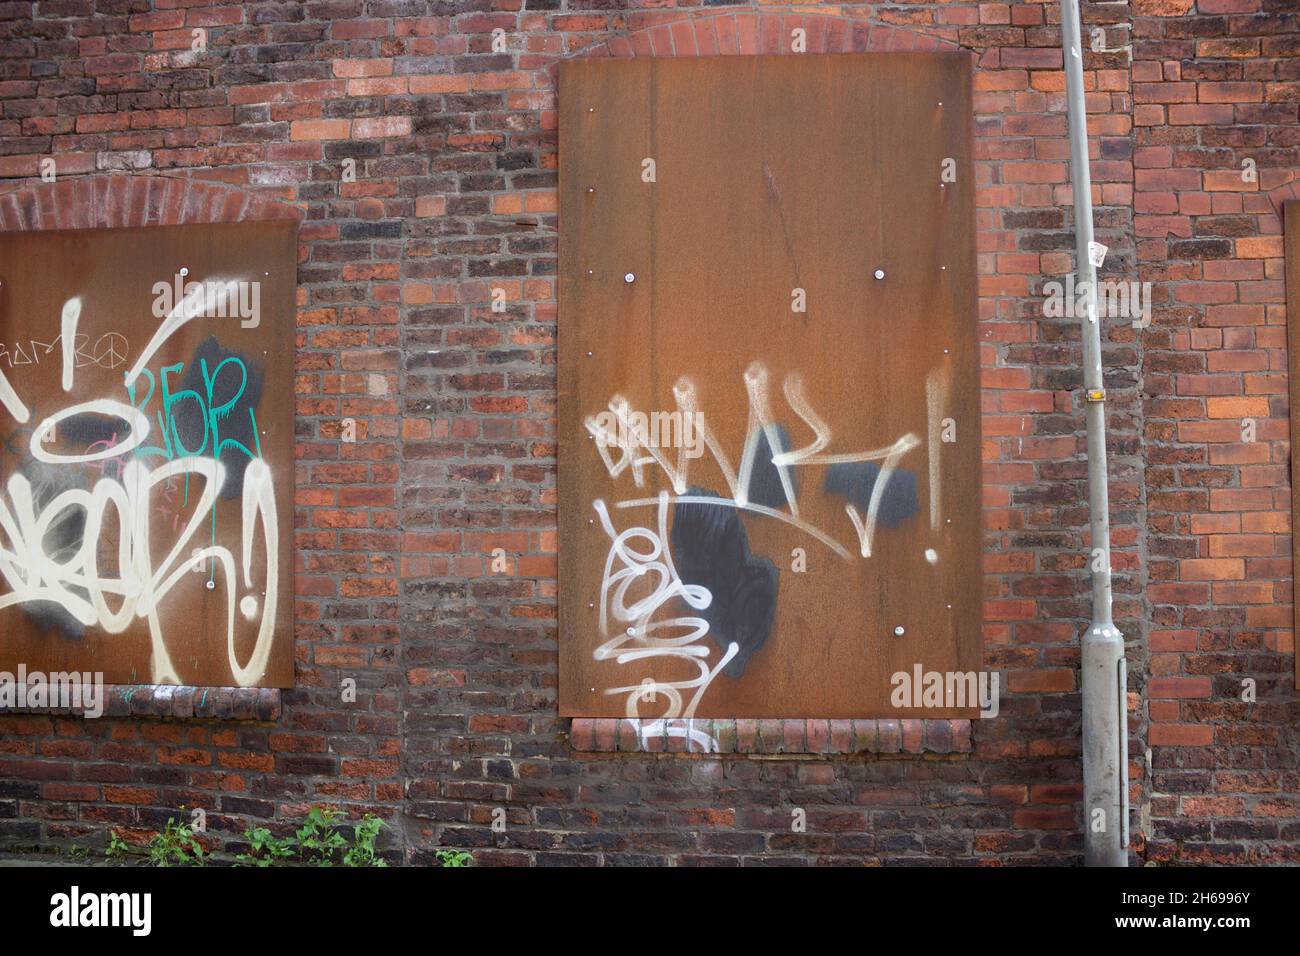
[565,10,963,65]
[0,174,303,233]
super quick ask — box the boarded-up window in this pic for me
[558,55,982,719]
[0,222,296,688]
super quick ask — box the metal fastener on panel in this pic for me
[873,269,885,280]
[624,273,635,283]
[893,626,905,637]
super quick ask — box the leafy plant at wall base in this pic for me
[296,806,348,866]
[235,807,388,867]
[437,850,473,868]
[148,817,206,867]
[105,830,130,860]
[343,815,387,868]
[236,827,294,868]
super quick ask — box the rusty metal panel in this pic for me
[1286,201,1300,690]
[558,54,982,719]
[0,221,297,688]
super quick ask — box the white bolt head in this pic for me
[624,272,635,283]
[874,269,885,280]
[893,625,905,637]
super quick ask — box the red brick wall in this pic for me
[0,0,1296,865]
[1134,0,1300,863]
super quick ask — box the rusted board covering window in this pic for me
[558,55,982,720]
[1286,201,1300,690]
[0,221,297,688]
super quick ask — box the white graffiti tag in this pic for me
[590,362,923,559]
[586,361,945,724]
[593,491,737,752]
[0,287,279,686]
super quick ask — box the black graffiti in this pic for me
[670,487,778,679]
[823,461,920,528]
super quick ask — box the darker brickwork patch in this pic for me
[104,686,282,721]
[1,685,281,721]
[570,718,973,755]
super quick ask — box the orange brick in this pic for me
[1179,558,1244,580]
[523,190,557,213]
[416,195,445,217]
[1205,397,1269,418]
[332,58,392,78]
[492,193,523,215]
[1235,236,1282,259]
[290,119,350,141]
[1149,677,1213,698]
[1150,724,1214,746]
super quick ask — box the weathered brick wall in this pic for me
[1134,0,1300,863]
[0,0,1295,865]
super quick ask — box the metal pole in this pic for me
[1059,0,1128,867]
